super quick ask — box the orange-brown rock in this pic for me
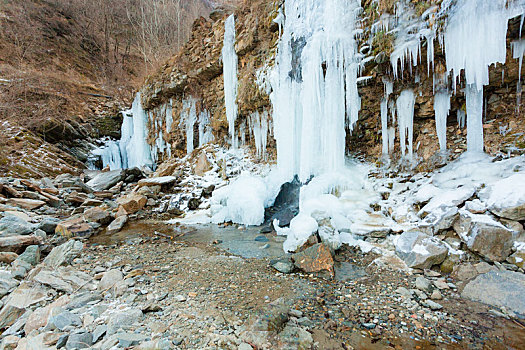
[0,235,44,253]
[6,198,46,210]
[292,243,335,278]
[116,194,148,215]
[55,217,93,239]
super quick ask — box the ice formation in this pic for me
[248,110,269,159]
[512,40,525,109]
[434,90,451,151]
[222,14,239,148]
[465,85,484,153]
[180,98,197,155]
[90,140,122,171]
[396,89,415,159]
[270,0,362,182]
[198,109,214,147]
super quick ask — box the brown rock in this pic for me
[55,217,93,239]
[24,295,70,334]
[117,194,147,215]
[0,235,44,253]
[6,198,46,210]
[83,207,112,225]
[292,243,334,278]
[94,191,114,199]
[65,191,88,206]
[0,184,22,198]
[194,152,211,176]
[0,252,18,264]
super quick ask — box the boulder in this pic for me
[292,243,334,278]
[17,245,40,266]
[0,235,43,253]
[418,206,458,235]
[194,152,211,176]
[117,194,147,215]
[106,215,128,234]
[462,270,525,316]
[83,207,112,225]
[33,267,92,293]
[65,332,93,349]
[270,258,295,274]
[0,271,19,298]
[49,311,82,330]
[394,231,448,269]
[86,170,124,191]
[55,217,94,239]
[453,210,516,262]
[0,215,34,236]
[0,252,18,264]
[43,240,83,268]
[24,295,70,334]
[37,217,61,234]
[6,198,46,210]
[0,282,51,329]
[479,173,525,221]
[98,269,124,291]
[107,308,143,335]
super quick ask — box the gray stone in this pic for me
[0,215,34,236]
[116,332,148,347]
[43,240,84,269]
[106,215,128,234]
[454,210,516,262]
[65,332,93,349]
[423,300,443,310]
[57,334,68,348]
[107,308,143,335]
[395,231,448,269]
[415,276,432,292]
[278,325,313,348]
[0,272,19,298]
[92,324,107,343]
[238,343,253,350]
[50,311,82,330]
[17,245,40,266]
[335,262,367,282]
[66,292,102,310]
[462,270,525,316]
[38,217,61,234]
[270,258,295,274]
[98,269,124,291]
[86,170,124,191]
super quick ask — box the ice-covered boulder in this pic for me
[418,206,458,235]
[394,231,448,269]
[86,170,124,191]
[479,173,525,221]
[453,210,516,262]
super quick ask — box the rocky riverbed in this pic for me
[0,148,525,349]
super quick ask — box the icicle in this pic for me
[434,90,451,151]
[457,110,466,129]
[388,127,396,153]
[512,40,525,111]
[396,89,415,159]
[222,14,239,148]
[444,0,509,92]
[465,84,484,153]
[249,110,269,159]
[119,110,133,169]
[381,98,389,155]
[270,0,362,182]
[180,98,197,155]
[198,109,214,147]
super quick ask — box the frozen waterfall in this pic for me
[222,14,239,148]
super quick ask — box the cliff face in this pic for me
[139,0,525,171]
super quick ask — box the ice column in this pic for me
[222,14,239,148]
[381,80,394,155]
[396,89,415,159]
[119,109,133,169]
[198,109,214,147]
[249,110,269,159]
[512,40,525,110]
[126,93,154,169]
[270,0,362,182]
[465,85,484,153]
[180,98,197,155]
[434,90,451,151]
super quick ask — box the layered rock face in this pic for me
[138,0,525,170]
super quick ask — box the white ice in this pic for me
[222,14,239,148]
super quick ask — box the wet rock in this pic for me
[55,217,94,239]
[6,198,46,210]
[65,332,93,349]
[98,269,124,291]
[462,270,525,316]
[0,215,34,236]
[107,308,143,335]
[49,311,82,330]
[117,194,147,215]
[270,258,295,274]
[271,207,296,227]
[86,170,124,191]
[38,217,61,234]
[395,231,448,269]
[479,173,525,221]
[43,240,83,268]
[106,215,128,234]
[453,210,516,262]
[292,243,334,278]
[83,207,112,225]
